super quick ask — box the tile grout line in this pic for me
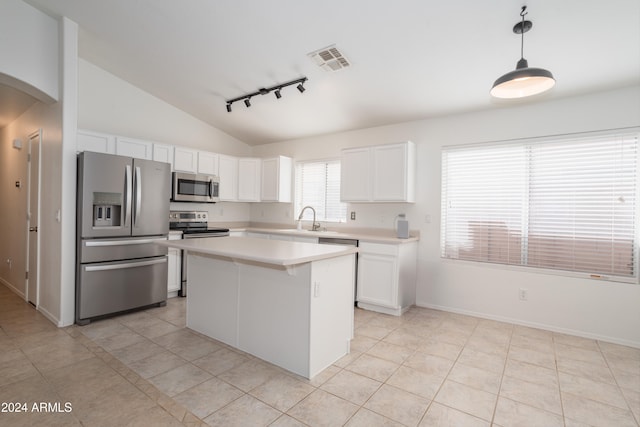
[65,324,208,427]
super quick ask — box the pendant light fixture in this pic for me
[490,6,555,99]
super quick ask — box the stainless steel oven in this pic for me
[171,172,219,203]
[169,211,229,296]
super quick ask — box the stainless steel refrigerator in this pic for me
[76,151,170,325]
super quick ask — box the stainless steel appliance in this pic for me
[318,237,359,304]
[169,211,229,296]
[76,152,171,325]
[171,172,219,203]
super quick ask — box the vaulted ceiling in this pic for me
[21,0,640,144]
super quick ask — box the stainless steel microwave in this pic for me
[171,172,219,203]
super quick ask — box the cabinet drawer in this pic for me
[358,242,399,256]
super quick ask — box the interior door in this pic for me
[27,131,41,306]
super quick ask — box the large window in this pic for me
[441,131,639,281]
[295,159,347,222]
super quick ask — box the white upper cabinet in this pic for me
[153,143,174,167]
[261,156,292,203]
[341,141,415,203]
[372,142,416,202]
[77,129,116,154]
[115,136,154,160]
[238,158,261,202]
[197,151,219,176]
[341,147,371,201]
[218,155,238,201]
[173,147,198,173]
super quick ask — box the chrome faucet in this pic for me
[298,206,320,231]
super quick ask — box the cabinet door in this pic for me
[340,147,371,201]
[77,130,116,154]
[261,156,292,202]
[238,158,261,202]
[373,143,408,201]
[116,137,153,160]
[198,151,219,175]
[357,252,398,308]
[218,155,238,201]
[173,147,198,173]
[153,143,174,168]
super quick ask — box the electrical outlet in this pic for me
[350,211,356,220]
[519,288,528,301]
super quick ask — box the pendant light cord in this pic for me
[520,6,527,60]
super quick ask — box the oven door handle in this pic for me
[84,257,167,272]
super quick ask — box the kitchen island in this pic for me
[156,236,357,379]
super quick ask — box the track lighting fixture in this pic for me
[225,77,307,112]
[491,6,555,99]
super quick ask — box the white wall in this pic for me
[78,59,251,156]
[77,59,255,224]
[0,0,59,103]
[0,121,30,297]
[252,86,640,348]
[0,3,72,326]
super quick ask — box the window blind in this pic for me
[441,132,638,280]
[295,160,347,222]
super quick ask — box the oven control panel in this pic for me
[169,211,208,223]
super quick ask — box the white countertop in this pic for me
[239,227,420,244]
[156,236,358,266]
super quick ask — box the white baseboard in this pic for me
[416,301,640,349]
[37,305,63,327]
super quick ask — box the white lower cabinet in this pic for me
[167,233,182,297]
[247,232,318,244]
[357,241,417,316]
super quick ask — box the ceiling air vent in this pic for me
[308,45,351,72]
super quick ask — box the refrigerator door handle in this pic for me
[84,257,167,272]
[125,165,132,227]
[84,237,167,247]
[134,166,142,226]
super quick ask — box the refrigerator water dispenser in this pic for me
[92,192,121,227]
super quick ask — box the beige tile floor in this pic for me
[0,283,638,426]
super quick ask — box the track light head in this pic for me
[244,98,251,107]
[297,83,305,93]
[274,88,282,99]
[226,103,232,113]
